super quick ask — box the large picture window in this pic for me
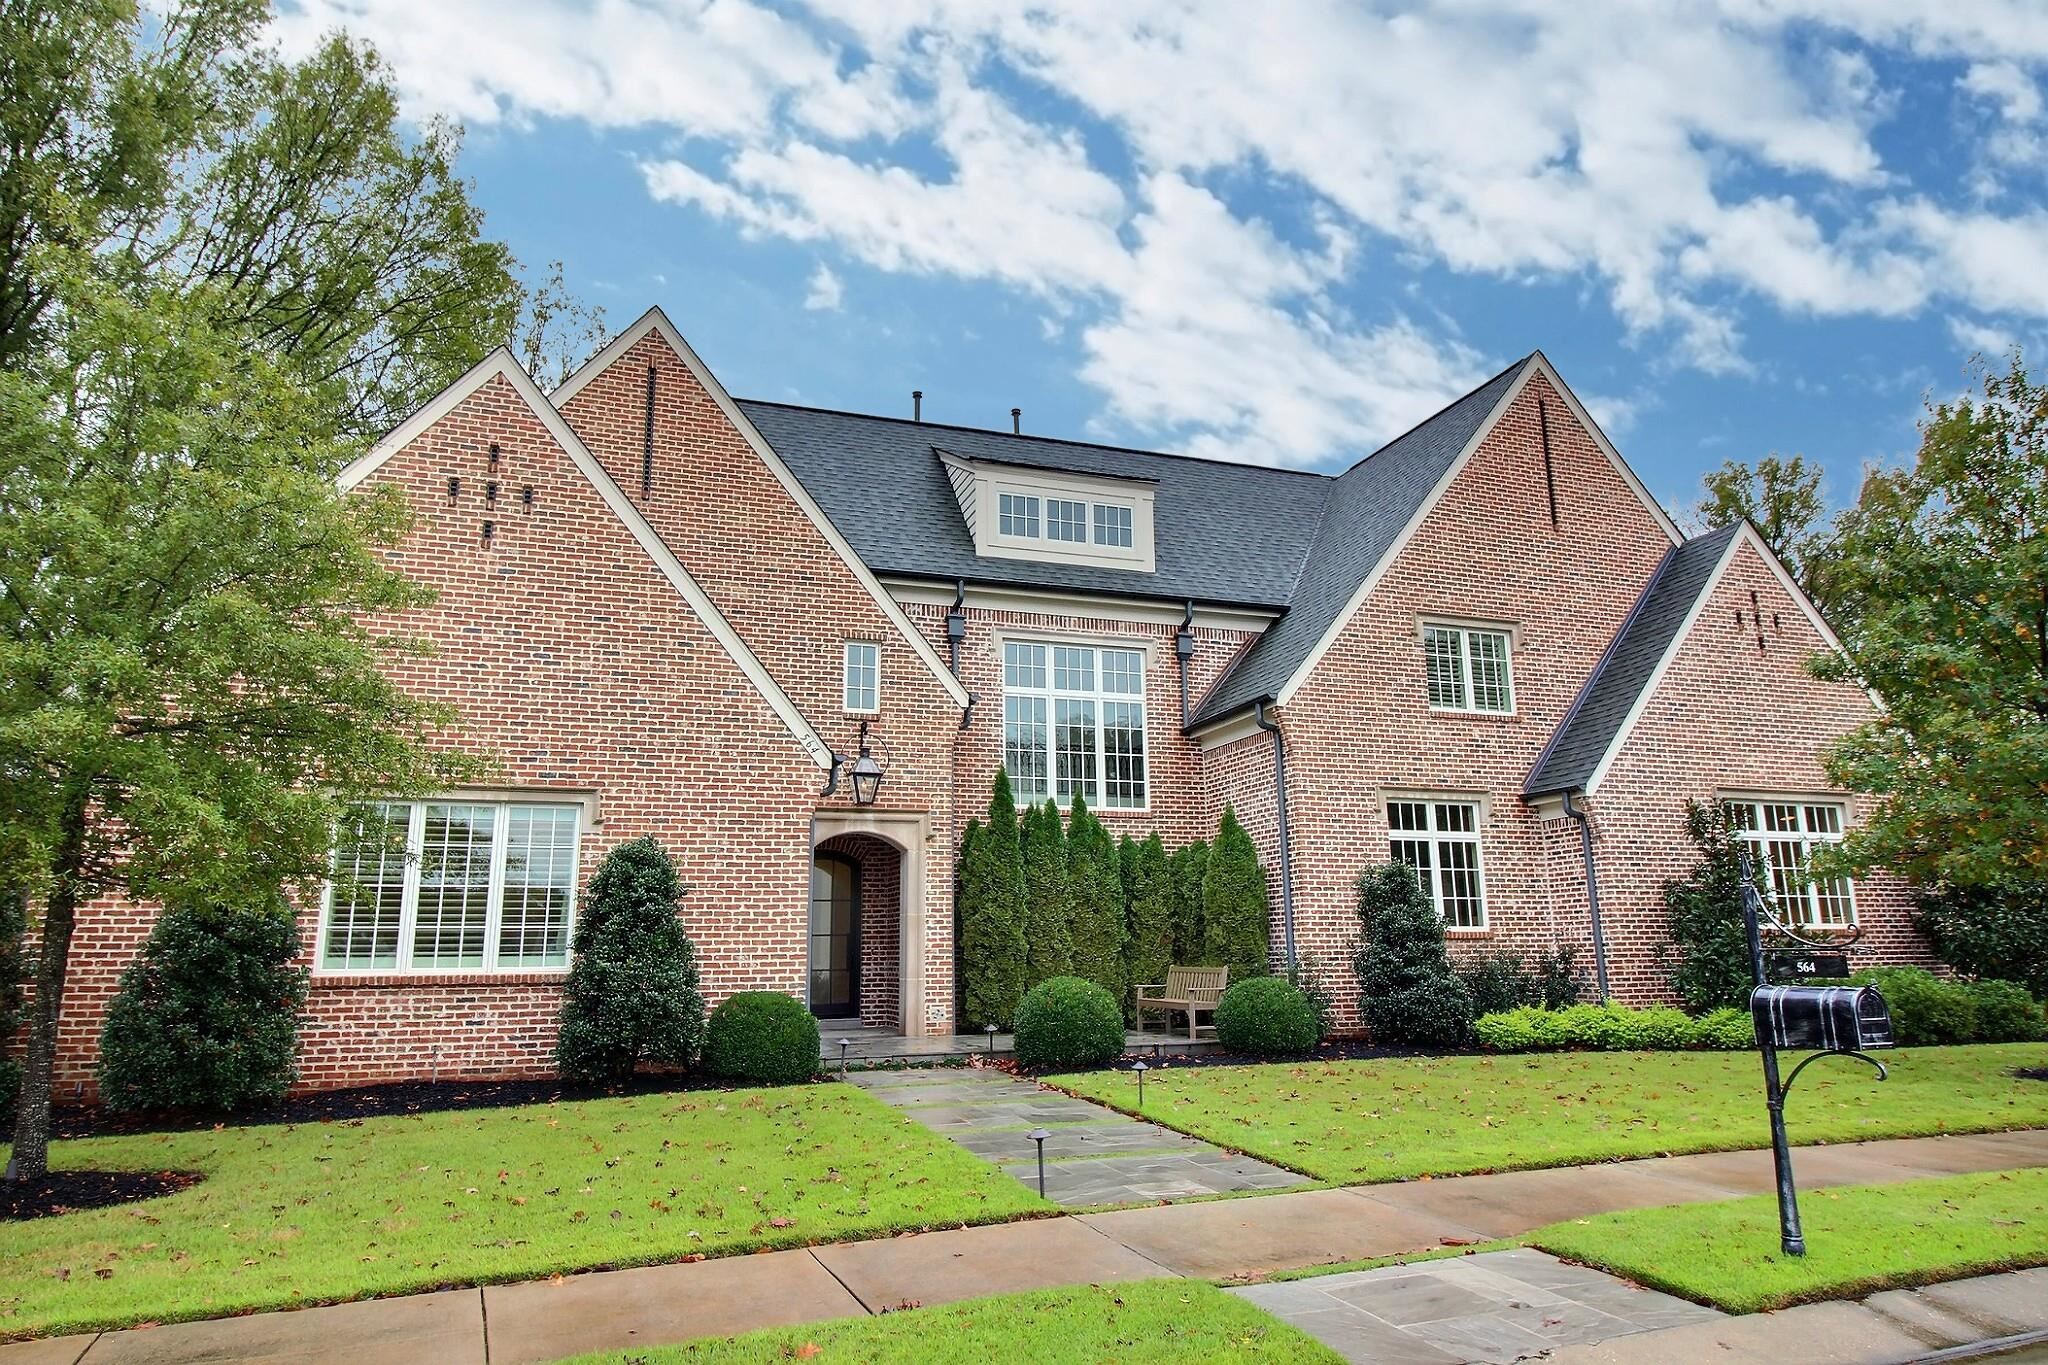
[321,799,582,972]
[1003,640,1147,809]
[1726,799,1856,928]
[1422,624,1514,713]
[1387,799,1487,929]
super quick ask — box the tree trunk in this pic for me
[5,789,88,1183]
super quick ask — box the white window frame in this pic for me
[318,797,584,974]
[1093,502,1134,547]
[842,640,880,713]
[1422,622,1515,715]
[1002,638,1149,811]
[1046,497,1088,543]
[997,491,1040,538]
[1386,798,1489,930]
[1724,797,1858,929]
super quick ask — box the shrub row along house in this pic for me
[45,306,1931,1094]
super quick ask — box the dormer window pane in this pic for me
[1093,504,1133,547]
[1048,499,1087,542]
[999,492,1039,538]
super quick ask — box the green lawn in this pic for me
[1048,1044,2048,1184]
[567,1279,1340,1364]
[1531,1166,2048,1312]
[0,1083,1045,1341]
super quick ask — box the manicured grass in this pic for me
[568,1278,1341,1363]
[1530,1166,2048,1312]
[1048,1044,2048,1184]
[0,1083,1045,1341]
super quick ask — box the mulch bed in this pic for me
[1,1169,202,1221]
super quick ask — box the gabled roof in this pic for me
[1524,523,1742,796]
[338,348,837,771]
[1190,356,1537,724]
[738,402,1328,609]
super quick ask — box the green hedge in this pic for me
[703,992,820,1085]
[1215,977,1319,1057]
[1013,976,1124,1070]
[1475,1003,1755,1053]
[1849,967,2044,1045]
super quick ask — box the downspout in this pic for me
[1175,600,1195,729]
[1560,791,1613,1002]
[947,578,975,730]
[1252,699,1298,973]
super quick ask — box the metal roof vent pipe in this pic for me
[913,390,923,423]
[1011,407,1021,434]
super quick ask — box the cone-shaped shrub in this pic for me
[1064,794,1129,1008]
[1354,863,1473,1046]
[1123,833,1176,1003]
[97,893,309,1113]
[1660,801,1756,1012]
[1170,839,1209,964]
[557,837,706,1082]
[1021,799,1074,988]
[1203,807,1270,980]
[959,772,1029,1028]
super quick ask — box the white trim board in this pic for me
[1273,352,1683,710]
[553,307,970,709]
[340,348,834,771]
[881,577,1279,634]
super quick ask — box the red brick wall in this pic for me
[1586,536,1931,1001]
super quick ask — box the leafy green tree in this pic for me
[1170,839,1210,963]
[1020,800,1074,988]
[1695,453,1832,597]
[1122,833,1176,1003]
[556,838,705,1082]
[1915,880,2048,1001]
[97,892,309,1112]
[1203,807,1271,981]
[1063,794,1129,1009]
[1814,352,2048,889]
[1353,864,1473,1046]
[958,773,1028,1029]
[1659,801,1757,1013]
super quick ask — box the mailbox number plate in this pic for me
[1768,952,1851,982]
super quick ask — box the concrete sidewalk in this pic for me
[9,1127,2046,1365]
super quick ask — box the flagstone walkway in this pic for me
[845,1064,1311,1203]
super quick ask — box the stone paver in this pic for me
[1082,1187,1479,1278]
[1233,1248,1722,1364]
[482,1248,864,1364]
[809,1215,1167,1311]
[848,1066,1308,1203]
[74,1289,484,1365]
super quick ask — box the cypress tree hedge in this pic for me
[1064,793,1129,1007]
[1170,838,1209,965]
[959,773,1028,1028]
[557,837,706,1082]
[1021,798,1074,989]
[1203,806,1271,980]
[1123,832,1175,1006]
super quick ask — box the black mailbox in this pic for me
[1751,983,1894,1053]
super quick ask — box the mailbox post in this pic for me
[1740,851,1892,1257]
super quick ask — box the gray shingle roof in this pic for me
[736,355,1534,727]
[1524,523,1740,795]
[737,401,1327,609]
[1189,357,1535,724]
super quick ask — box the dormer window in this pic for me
[939,448,1156,573]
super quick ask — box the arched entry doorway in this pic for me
[808,852,862,1019]
[811,810,931,1036]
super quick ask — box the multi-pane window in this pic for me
[1423,624,1514,713]
[1003,640,1147,808]
[1726,799,1857,928]
[843,640,879,712]
[321,799,581,972]
[1047,499,1088,542]
[998,492,1039,538]
[1093,503,1134,547]
[1388,800,1487,929]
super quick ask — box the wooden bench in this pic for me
[1134,966,1230,1040]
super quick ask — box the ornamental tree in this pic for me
[1170,838,1210,963]
[1354,863,1473,1046]
[958,772,1028,1029]
[1021,800,1075,989]
[1202,807,1271,980]
[1659,801,1758,1013]
[556,838,705,1081]
[1063,793,1129,1009]
[1122,833,1176,1003]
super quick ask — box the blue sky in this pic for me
[278,2,2048,519]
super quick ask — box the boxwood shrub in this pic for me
[1850,967,2043,1045]
[703,991,820,1085]
[1215,976,1319,1057]
[1013,975,1124,1069]
[1474,1003,1754,1053]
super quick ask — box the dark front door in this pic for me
[809,853,860,1018]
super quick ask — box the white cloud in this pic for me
[1946,316,2018,355]
[277,0,2048,466]
[802,263,844,311]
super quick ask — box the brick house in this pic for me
[44,306,1930,1094]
